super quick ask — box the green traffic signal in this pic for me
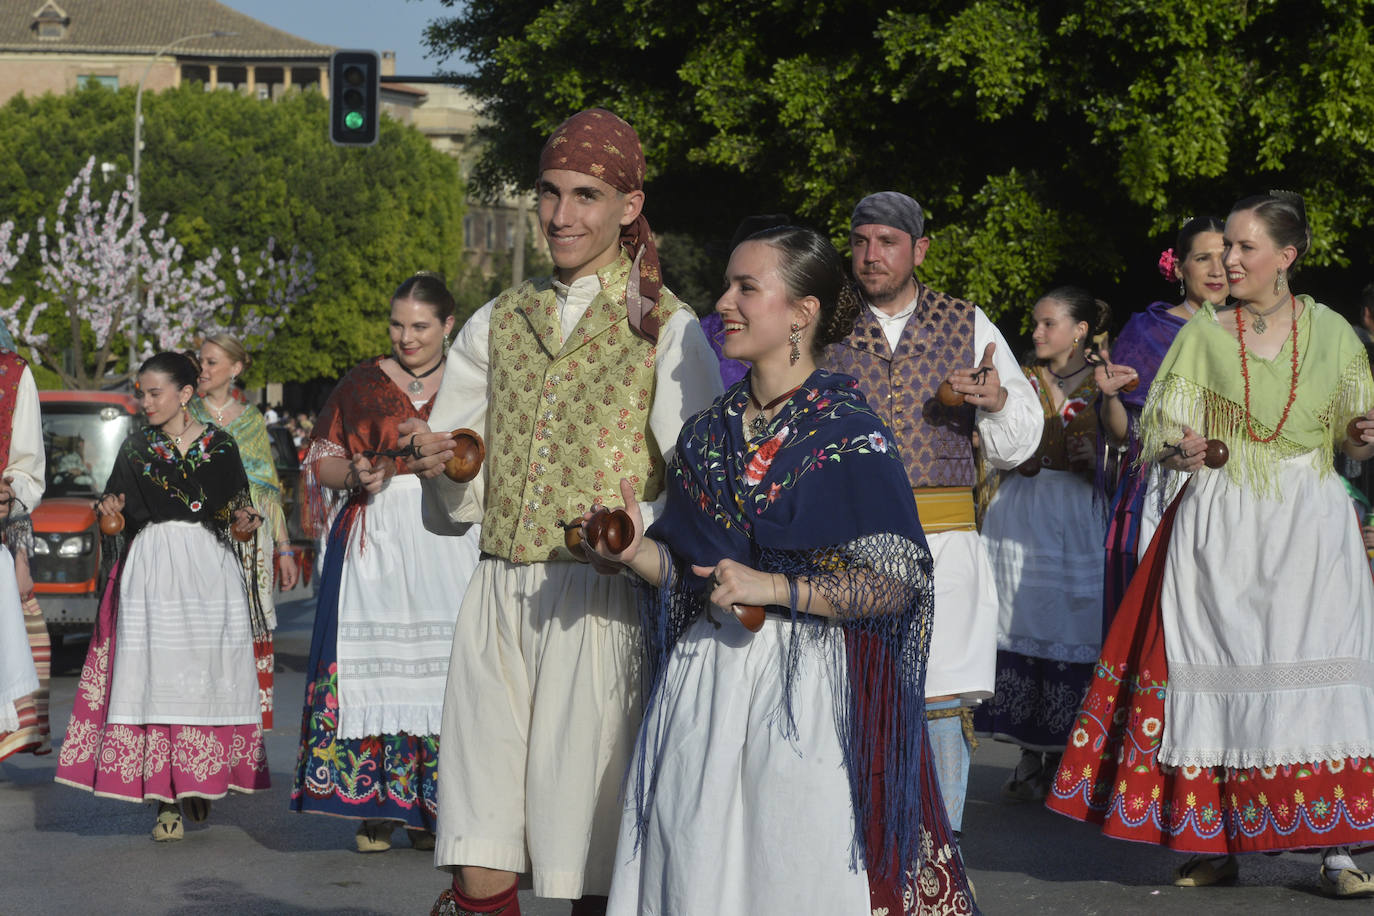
[329,50,380,146]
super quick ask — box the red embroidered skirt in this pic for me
[1047,488,1374,853]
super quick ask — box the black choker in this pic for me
[397,356,442,394]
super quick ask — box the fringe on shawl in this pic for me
[301,438,350,541]
[1140,349,1374,500]
[632,531,936,879]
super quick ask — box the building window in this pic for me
[463,215,475,251]
[485,217,494,252]
[33,1,69,40]
[77,74,118,90]
[506,219,516,251]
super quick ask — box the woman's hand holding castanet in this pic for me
[690,559,770,632]
[348,454,393,495]
[96,492,126,534]
[1161,425,1208,473]
[1091,345,1140,398]
[1347,410,1374,447]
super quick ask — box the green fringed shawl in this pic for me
[1140,296,1374,499]
[190,399,287,541]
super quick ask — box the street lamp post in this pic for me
[132,29,234,231]
[128,29,233,364]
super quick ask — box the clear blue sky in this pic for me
[219,0,464,76]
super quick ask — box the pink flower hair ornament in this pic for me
[1157,248,1180,283]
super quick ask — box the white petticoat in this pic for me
[107,521,259,725]
[0,545,36,731]
[1160,450,1374,768]
[982,468,1106,663]
[606,613,872,916]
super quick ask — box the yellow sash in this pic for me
[913,486,976,533]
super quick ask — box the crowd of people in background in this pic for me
[6,104,1374,915]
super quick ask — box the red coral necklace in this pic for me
[1235,294,1299,443]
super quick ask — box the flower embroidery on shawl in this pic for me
[743,426,789,485]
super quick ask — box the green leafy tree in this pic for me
[0,83,469,386]
[427,0,1374,330]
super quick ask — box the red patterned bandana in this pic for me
[539,108,662,342]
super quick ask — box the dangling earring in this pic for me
[1179,278,1186,298]
[1274,267,1286,294]
[442,334,451,356]
[789,323,802,365]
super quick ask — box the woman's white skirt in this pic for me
[107,521,259,726]
[0,544,36,731]
[606,614,872,916]
[982,469,1106,663]
[1160,452,1374,768]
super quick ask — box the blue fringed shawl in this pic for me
[639,368,936,876]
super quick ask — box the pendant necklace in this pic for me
[748,385,802,439]
[1046,361,1087,390]
[1243,296,1288,334]
[203,396,233,425]
[397,356,443,394]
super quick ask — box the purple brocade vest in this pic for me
[820,286,977,489]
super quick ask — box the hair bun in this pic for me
[1269,189,1307,219]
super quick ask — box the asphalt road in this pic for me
[0,582,1365,914]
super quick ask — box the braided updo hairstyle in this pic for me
[1039,285,1111,342]
[745,225,861,353]
[140,350,199,393]
[1231,191,1311,274]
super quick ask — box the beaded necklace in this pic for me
[1235,294,1299,443]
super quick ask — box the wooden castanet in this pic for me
[935,380,964,407]
[1016,459,1041,477]
[1349,417,1371,447]
[231,519,257,542]
[1203,439,1229,469]
[444,428,485,483]
[1120,376,1140,392]
[99,510,125,536]
[586,508,633,554]
[733,603,765,632]
[558,520,589,562]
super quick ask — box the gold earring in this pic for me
[789,323,802,365]
[1274,267,1286,294]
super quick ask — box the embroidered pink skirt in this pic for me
[55,551,270,802]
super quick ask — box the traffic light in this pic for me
[330,50,379,146]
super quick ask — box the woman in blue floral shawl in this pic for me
[587,226,978,915]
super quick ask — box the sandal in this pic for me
[1320,865,1374,898]
[1173,854,1238,887]
[182,797,211,823]
[355,819,394,853]
[151,803,184,842]
[408,828,436,851]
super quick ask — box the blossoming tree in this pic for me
[0,156,316,389]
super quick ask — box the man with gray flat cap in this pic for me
[820,190,1040,842]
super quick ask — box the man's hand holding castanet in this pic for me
[947,342,1007,412]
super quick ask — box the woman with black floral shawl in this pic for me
[586,227,978,915]
[56,352,267,842]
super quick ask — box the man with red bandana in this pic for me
[820,191,1040,848]
[411,110,722,916]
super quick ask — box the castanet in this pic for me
[444,428,485,483]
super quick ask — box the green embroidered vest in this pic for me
[481,253,685,563]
